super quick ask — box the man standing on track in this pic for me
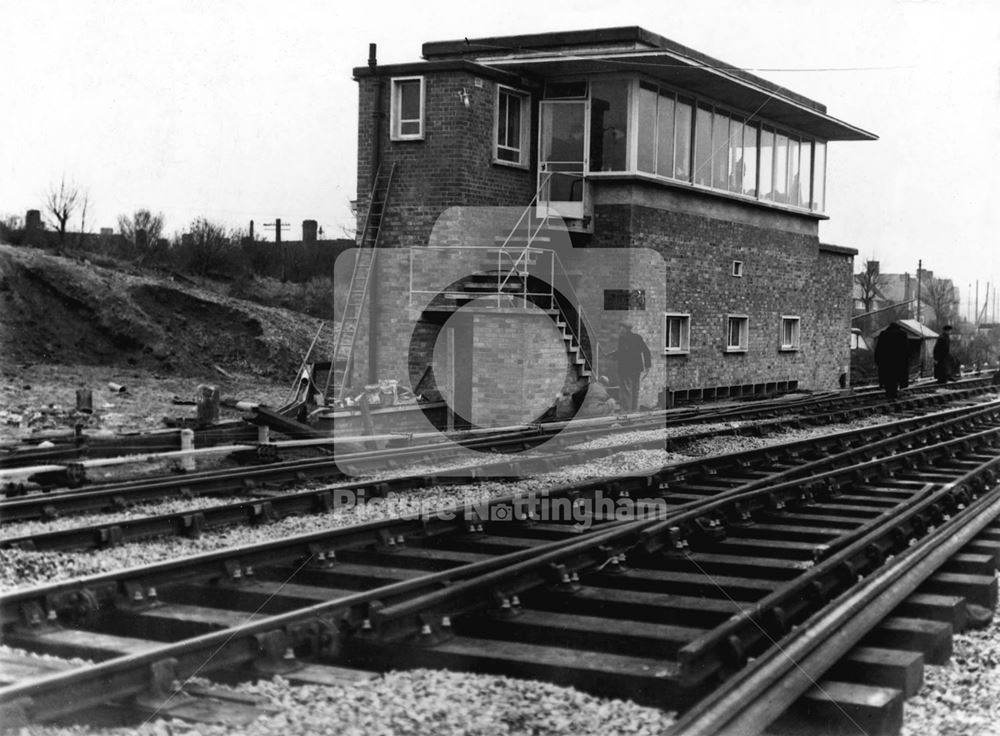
[874,322,909,400]
[933,324,954,384]
[613,322,651,412]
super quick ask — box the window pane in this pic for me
[812,142,826,211]
[728,117,743,193]
[789,138,801,206]
[728,318,741,347]
[674,99,692,181]
[589,80,629,171]
[542,103,585,162]
[497,93,509,146]
[759,128,774,200]
[637,85,657,174]
[711,110,729,189]
[400,81,420,121]
[506,95,520,147]
[694,105,712,186]
[656,92,676,178]
[545,80,587,98]
[742,122,757,196]
[799,141,812,209]
[666,316,689,350]
[774,133,789,203]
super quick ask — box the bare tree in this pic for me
[921,276,959,330]
[181,217,236,276]
[44,176,81,247]
[118,209,165,262]
[854,259,888,313]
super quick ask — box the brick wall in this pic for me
[356,71,536,250]
[471,309,572,426]
[576,183,853,397]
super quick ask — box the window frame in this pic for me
[725,314,749,353]
[732,260,744,278]
[494,85,531,168]
[390,76,425,141]
[663,312,691,355]
[780,315,801,352]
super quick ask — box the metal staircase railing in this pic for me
[325,162,397,402]
[495,173,600,379]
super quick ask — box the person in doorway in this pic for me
[613,322,651,412]
[873,322,910,400]
[933,325,954,384]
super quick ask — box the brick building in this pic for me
[345,27,876,426]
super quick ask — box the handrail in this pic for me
[496,172,556,296]
[493,171,600,377]
[550,249,600,378]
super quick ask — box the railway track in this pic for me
[2,391,997,553]
[3,378,990,496]
[1,391,999,732]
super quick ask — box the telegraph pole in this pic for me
[916,259,922,323]
[262,218,289,243]
[263,218,291,281]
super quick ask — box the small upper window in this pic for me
[664,313,691,354]
[495,86,531,167]
[780,316,801,351]
[391,77,424,140]
[732,260,744,277]
[726,315,749,353]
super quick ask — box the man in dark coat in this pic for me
[874,322,910,400]
[933,325,954,383]
[613,322,652,411]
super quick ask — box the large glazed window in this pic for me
[542,76,827,214]
[391,76,424,140]
[589,80,629,172]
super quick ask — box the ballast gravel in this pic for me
[15,670,677,736]
[0,415,906,593]
[901,605,1000,736]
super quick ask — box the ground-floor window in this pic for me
[664,313,691,354]
[780,315,801,351]
[726,315,749,352]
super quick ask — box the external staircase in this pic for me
[409,173,599,380]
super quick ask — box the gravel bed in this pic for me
[901,599,1000,736]
[564,421,763,451]
[0,416,900,593]
[0,496,250,542]
[0,447,683,593]
[18,670,677,736]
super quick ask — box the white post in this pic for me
[180,429,195,472]
[257,425,270,444]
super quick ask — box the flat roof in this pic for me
[419,26,877,142]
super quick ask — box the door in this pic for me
[538,100,587,220]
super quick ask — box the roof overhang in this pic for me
[479,51,876,141]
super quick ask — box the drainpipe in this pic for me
[367,42,383,386]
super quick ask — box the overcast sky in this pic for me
[3,0,998,319]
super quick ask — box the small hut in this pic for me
[893,320,939,379]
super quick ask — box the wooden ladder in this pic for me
[327,163,396,401]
